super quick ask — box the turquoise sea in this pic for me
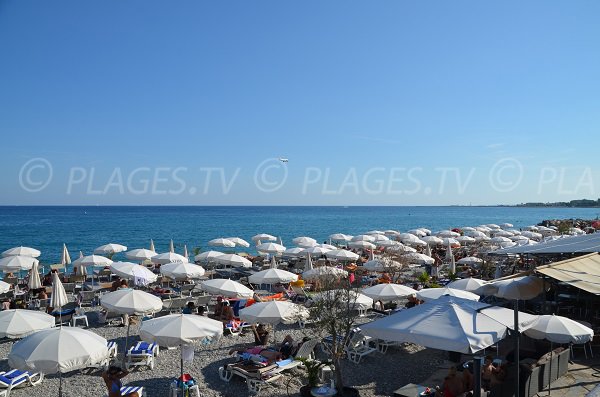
[1,206,599,264]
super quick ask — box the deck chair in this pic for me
[125,342,159,370]
[107,341,118,360]
[0,370,44,395]
[78,291,96,307]
[344,331,377,364]
[194,295,212,312]
[290,285,310,303]
[104,386,146,397]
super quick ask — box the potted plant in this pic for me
[297,358,331,397]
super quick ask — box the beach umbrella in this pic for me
[325,249,359,261]
[361,295,536,354]
[50,272,68,311]
[60,244,71,266]
[239,301,309,325]
[2,246,41,258]
[125,248,157,261]
[140,314,223,381]
[305,253,313,272]
[0,255,38,272]
[73,254,113,267]
[0,280,10,293]
[448,245,456,274]
[351,234,376,243]
[362,283,417,301]
[101,289,163,362]
[457,256,483,265]
[446,278,488,292]
[169,239,175,253]
[183,244,189,259]
[208,238,236,248]
[399,233,426,246]
[436,230,460,238]
[445,243,454,261]
[226,237,250,248]
[8,327,108,397]
[256,242,286,254]
[348,241,376,250]
[387,244,416,254]
[93,243,127,256]
[407,229,427,237]
[28,261,42,290]
[365,230,385,235]
[442,238,460,248]
[252,233,277,242]
[152,252,188,265]
[329,233,352,242]
[0,309,54,339]
[490,236,512,244]
[493,230,513,238]
[372,234,390,243]
[521,231,543,240]
[384,230,400,236]
[149,239,155,252]
[110,261,158,285]
[312,289,374,310]
[319,243,337,250]
[200,279,254,298]
[214,253,252,268]
[500,223,513,229]
[302,266,348,280]
[525,315,593,344]
[301,246,332,257]
[194,250,224,263]
[363,259,402,272]
[73,251,87,276]
[377,240,398,248]
[160,262,206,280]
[403,252,434,265]
[456,236,476,244]
[249,268,298,284]
[421,236,443,245]
[425,243,432,258]
[293,236,317,248]
[417,287,480,302]
[283,247,305,257]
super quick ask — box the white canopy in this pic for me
[194,250,224,262]
[446,278,488,293]
[524,315,594,344]
[72,254,113,267]
[160,262,206,280]
[283,247,305,257]
[362,284,417,301]
[292,236,317,248]
[152,252,188,265]
[226,237,250,248]
[325,249,359,261]
[0,280,10,293]
[351,234,376,242]
[363,259,402,272]
[248,268,298,284]
[311,289,374,310]
[329,233,352,241]
[348,241,376,250]
[457,256,483,265]
[0,255,38,271]
[239,301,309,325]
[361,296,537,354]
[100,289,163,315]
[0,310,55,339]
[208,238,236,248]
[200,279,254,298]
[256,242,286,254]
[8,327,109,373]
[252,233,277,242]
[301,246,332,257]
[302,266,348,280]
[477,276,544,300]
[417,287,480,302]
[403,252,434,265]
[27,262,42,290]
[50,272,68,310]
[140,313,223,347]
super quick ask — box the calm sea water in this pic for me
[0,206,599,264]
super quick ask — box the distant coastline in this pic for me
[514,198,600,208]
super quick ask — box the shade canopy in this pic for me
[100,289,163,315]
[362,259,402,272]
[0,255,38,271]
[311,289,374,309]
[301,246,332,257]
[140,314,223,347]
[110,262,158,285]
[362,284,418,301]
[239,301,309,325]
[194,250,224,262]
[292,236,317,248]
[477,276,544,300]
[457,256,483,265]
[160,262,206,280]
[524,315,594,344]
[124,248,157,261]
[50,272,68,310]
[28,262,42,289]
[325,249,360,261]
[72,254,113,267]
[226,237,250,248]
[0,280,10,293]
[256,242,286,254]
[361,296,537,354]
[8,327,109,374]
[252,233,277,242]
[403,252,434,265]
[491,233,600,256]
[248,268,298,284]
[0,310,55,339]
[200,279,254,298]
[446,278,488,293]
[417,287,480,302]
[93,243,127,255]
[2,246,41,258]
[208,238,236,248]
[534,253,600,295]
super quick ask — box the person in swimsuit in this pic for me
[102,366,139,397]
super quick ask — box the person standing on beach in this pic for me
[102,366,139,397]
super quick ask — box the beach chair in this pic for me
[125,342,159,370]
[104,385,146,397]
[290,285,310,303]
[78,291,96,307]
[194,295,212,312]
[107,341,118,360]
[0,369,44,395]
[344,331,377,364]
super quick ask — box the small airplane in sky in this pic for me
[279,158,288,163]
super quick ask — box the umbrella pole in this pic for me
[180,344,184,397]
[514,300,520,397]
[473,356,482,397]
[59,372,63,397]
[548,342,553,396]
[123,320,131,366]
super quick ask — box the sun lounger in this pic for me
[107,341,118,359]
[0,370,44,395]
[125,342,159,370]
[344,331,377,364]
[104,385,145,397]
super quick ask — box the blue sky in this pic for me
[1,1,599,205]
